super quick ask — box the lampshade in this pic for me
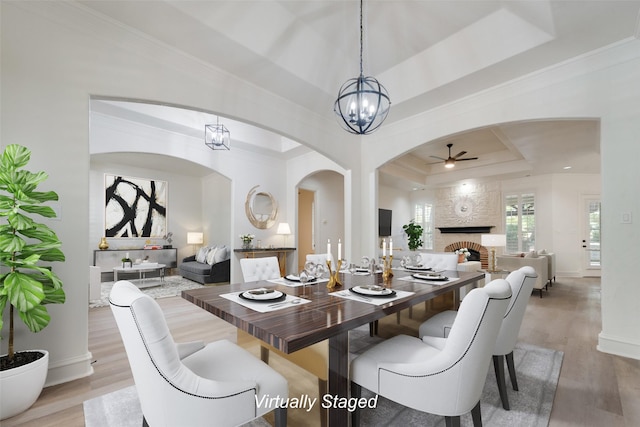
[187,232,204,245]
[276,223,291,235]
[481,234,506,247]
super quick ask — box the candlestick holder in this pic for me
[326,259,343,290]
[382,255,394,285]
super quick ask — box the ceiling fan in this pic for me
[430,143,478,168]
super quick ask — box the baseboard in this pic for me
[45,351,95,387]
[597,332,640,360]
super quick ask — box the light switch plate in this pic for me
[621,212,632,224]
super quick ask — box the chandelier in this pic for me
[334,0,391,135]
[204,116,230,150]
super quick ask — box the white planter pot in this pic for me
[0,350,49,420]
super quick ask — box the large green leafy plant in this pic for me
[402,219,424,251]
[0,144,65,368]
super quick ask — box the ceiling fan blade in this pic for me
[457,157,479,161]
[430,155,447,161]
[452,151,467,159]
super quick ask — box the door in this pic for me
[582,197,601,277]
[297,189,315,272]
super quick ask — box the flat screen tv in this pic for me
[378,209,392,237]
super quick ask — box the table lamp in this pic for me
[187,232,204,254]
[481,234,506,273]
[276,222,291,247]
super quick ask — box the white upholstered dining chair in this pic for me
[238,256,329,427]
[350,279,512,427]
[239,256,281,282]
[109,280,288,427]
[419,266,537,410]
[305,253,335,271]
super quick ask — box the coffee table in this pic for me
[113,263,166,288]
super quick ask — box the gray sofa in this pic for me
[179,245,230,284]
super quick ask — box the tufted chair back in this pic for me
[419,252,459,271]
[240,256,281,282]
[305,253,335,271]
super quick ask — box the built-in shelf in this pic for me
[437,226,494,234]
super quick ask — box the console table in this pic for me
[233,247,296,276]
[93,248,177,281]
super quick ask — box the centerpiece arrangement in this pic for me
[239,233,255,249]
[455,248,471,263]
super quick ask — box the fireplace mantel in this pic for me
[437,226,494,234]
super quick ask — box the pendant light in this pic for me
[205,116,230,150]
[334,0,391,135]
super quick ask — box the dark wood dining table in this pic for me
[182,269,485,426]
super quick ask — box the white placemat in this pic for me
[221,291,311,312]
[267,276,330,287]
[330,289,414,306]
[397,275,460,286]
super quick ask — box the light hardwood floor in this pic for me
[2,276,639,427]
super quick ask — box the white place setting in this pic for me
[220,288,312,313]
[397,273,461,286]
[267,275,329,287]
[330,286,414,306]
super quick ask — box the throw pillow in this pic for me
[206,246,218,265]
[196,246,209,264]
[214,245,228,263]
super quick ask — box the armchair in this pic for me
[496,255,549,297]
[109,280,288,427]
[350,279,512,427]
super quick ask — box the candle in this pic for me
[390,238,393,254]
[125,252,129,259]
[382,239,386,257]
[327,239,331,261]
[338,239,342,261]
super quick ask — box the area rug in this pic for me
[349,328,563,426]
[84,327,562,426]
[89,275,204,308]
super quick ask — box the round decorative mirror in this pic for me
[245,185,278,229]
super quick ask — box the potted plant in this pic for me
[0,144,66,420]
[402,220,424,251]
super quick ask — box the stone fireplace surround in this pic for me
[444,241,489,270]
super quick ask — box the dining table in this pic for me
[182,268,485,426]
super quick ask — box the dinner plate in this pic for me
[239,289,286,302]
[284,274,317,283]
[404,266,432,271]
[349,286,396,298]
[412,273,449,281]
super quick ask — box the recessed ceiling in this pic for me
[78,1,632,188]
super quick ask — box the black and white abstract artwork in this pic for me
[105,175,167,238]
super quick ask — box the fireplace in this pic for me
[444,241,488,270]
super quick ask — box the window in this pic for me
[505,193,535,253]
[414,203,434,250]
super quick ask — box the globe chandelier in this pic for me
[334,0,391,135]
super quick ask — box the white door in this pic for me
[582,197,601,277]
